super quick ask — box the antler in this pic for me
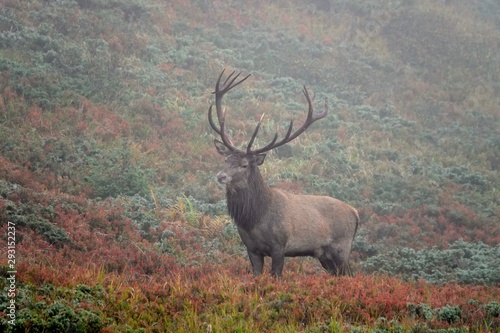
[208,69,250,152]
[208,69,328,155]
[247,86,328,155]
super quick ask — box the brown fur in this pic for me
[215,141,359,277]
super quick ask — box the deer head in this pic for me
[209,70,328,188]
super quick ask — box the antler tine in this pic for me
[248,86,328,155]
[246,114,280,154]
[209,69,251,152]
[218,71,246,93]
[215,71,250,123]
[208,105,222,135]
[208,104,235,149]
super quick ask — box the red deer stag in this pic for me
[209,70,359,277]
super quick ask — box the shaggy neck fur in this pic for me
[226,166,272,231]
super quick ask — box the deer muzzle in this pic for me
[217,171,229,184]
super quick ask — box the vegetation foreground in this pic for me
[0,0,499,331]
[0,181,499,332]
[2,268,500,332]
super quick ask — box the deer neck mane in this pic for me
[226,166,272,231]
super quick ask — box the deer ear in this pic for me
[214,139,231,156]
[255,154,266,166]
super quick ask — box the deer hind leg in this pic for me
[336,247,354,276]
[321,247,351,276]
[318,257,336,273]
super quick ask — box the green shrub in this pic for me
[435,305,461,324]
[484,301,500,318]
[407,303,433,321]
[4,200,70,247]
[84,144,151,199]
[0,284,105,333]
[118,194,161,241]
[361,240,500,285]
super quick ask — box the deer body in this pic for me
[210,70,358,277]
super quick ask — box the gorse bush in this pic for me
[362,240,500,285]
[83,143,152,199]
[4,198,70,247]
[485,301,500,318]
[0,283,105,333]
[435,305,462,324]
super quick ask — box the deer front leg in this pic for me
[247,251,264,276]
[270,251,285,278]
